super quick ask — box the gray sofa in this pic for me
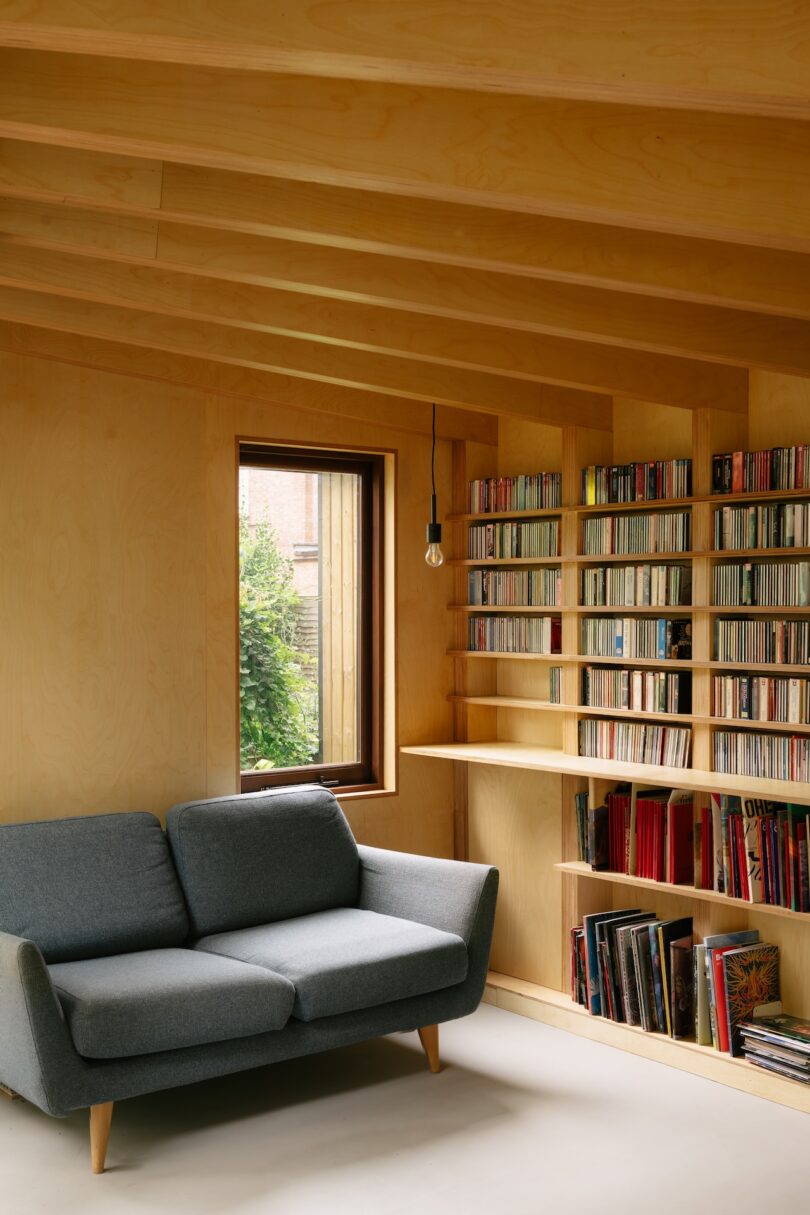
[0,786,498,1172]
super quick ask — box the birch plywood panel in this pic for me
[468,763,562,988]
[0,353,207,820]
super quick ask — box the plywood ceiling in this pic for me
[0,2,809,434]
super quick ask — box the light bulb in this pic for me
[425,512,444,568]
[425,541,445,567]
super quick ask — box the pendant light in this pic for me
[425,403,444,567]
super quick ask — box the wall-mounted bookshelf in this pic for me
[402,403,810,1110]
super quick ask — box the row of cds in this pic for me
[468,520,559,559]
[713,731,810,782]
[582,666,690,714]
[581,459,692,505]
[581,511,691,556]
[713,446,810,494]
[467,615,561,654]
[580,563,691,607]
[714,618,810,664]
[580,617,692,660]
[467,568,561,606]
[712,675,810,725]
[579,719,691,768]
[713,502,810,551]
[712,560,810,606]
[468,472,562,514]
[548,667,563,704]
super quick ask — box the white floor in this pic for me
[1,1002,806,1215]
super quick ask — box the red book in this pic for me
[731,451,744,493]
[711,946,739,1052]
[700,805,714,890]
[667,795,694,885]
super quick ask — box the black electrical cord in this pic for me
[431,402,437,500]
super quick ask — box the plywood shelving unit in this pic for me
[402,397,810,1112]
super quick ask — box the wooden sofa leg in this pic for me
[418,1024,441,1073]
[89,1102,114,1174]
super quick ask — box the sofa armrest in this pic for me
[357,845,498,946]
[0,930,81,1116]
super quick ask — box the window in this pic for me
[238,443,385,793]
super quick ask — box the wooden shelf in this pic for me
[577,654,698,668]
[708,660,810,673]
[400,740,810,804]
[450,556,562,567]
[449,694,571,712]
[448,507,563,522]
[555,861,810,921]
[450,695,810,734]
[453,434,810,1115]
[707,604,810,614]
[575,496,696,515]
[485,974,810,1114]
[710,546,810,559]
[447,649,569,661]
[572,605,693,614]
[574,551,697,563]
[450,604,562,614]
[709,488,810,507]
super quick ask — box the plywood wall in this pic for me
[0,351,459,857]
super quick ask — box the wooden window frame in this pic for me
[239,443,385,794]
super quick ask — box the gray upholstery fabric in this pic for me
[0,813,189,963]
[166,786,360,937]
[49,948,295,1059]
[357,845,495,945]
[195,908,468,1022]
[0,861,498,1118]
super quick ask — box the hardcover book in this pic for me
[722,944,780,1057]
[670,935,694,1040]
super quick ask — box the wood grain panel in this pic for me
[749,370,810,449]
[0,136,161,206]
[0,287,616,425]
[1,50,809,247]
[0,197,158,257]
[0,259,748,412]
[0,352,207,820]
[3,223,809,374]
[467,764,562,988]
[0,318,499,445]
[3,2,809,117]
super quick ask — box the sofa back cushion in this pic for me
[166,786,360,937]
[0,812,190,962]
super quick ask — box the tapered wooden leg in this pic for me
[418,1024,441,1073]
[89,1102,114,1174]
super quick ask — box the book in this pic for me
[666,790,694,885]
[587,804,609,870]
[582,909,639,1016]
[693,943,712,1046]
[721,944,780,1057]
[630,922,657,1032]
[670,935,694,1040]
[703,930,759,1050]
[655,916,693,1037]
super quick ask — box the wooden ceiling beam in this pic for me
[4,146,810,318]
[0,246,749,410]
[0,286,614,429]
[0,318,498,445]
[1,50,809,249]
[1,2,809,118]
[2,216,810,372]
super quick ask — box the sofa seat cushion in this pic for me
[195,908,469,1022]
[49,948,296,1059]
